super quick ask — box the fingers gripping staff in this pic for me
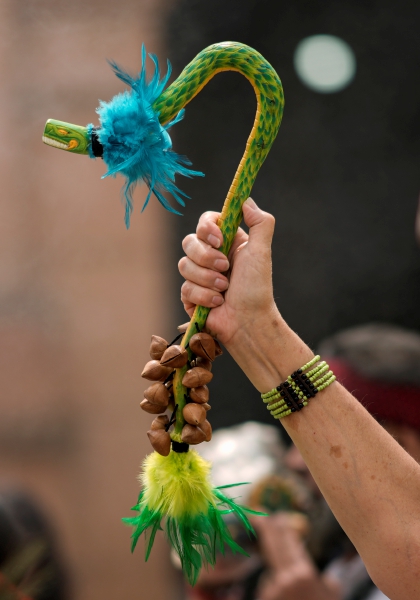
[43,41,284,584]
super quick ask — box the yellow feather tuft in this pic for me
[140,450,215,519]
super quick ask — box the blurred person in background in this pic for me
[0,487,68,600]
[181,323,420,600]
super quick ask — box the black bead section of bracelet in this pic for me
[276,382,302,412]
[293,372,317,399]
[172,441,189,453]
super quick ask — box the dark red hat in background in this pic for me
[327,357,420,431]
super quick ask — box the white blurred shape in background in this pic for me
[294,34,356,93]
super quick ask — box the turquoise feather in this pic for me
[92,45,204,228]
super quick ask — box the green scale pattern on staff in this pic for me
[153,42,284,439]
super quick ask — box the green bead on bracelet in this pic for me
[261,355,336,420]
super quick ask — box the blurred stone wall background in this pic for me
[0,1,181,599]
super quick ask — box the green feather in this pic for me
[123,449,264,585]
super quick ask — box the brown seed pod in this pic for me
[193,357,213,372]
[199,420,212,442]
[144,382,170,408]
[214,340,223,357]
[202,403,211,411]
[189,333,216,361]
[183,403,206,426]
[189,385,209,404]
[149,335,168,360]
[182,367,213,388]
[140,399,165,414]
[181,424,206,445]
[147,429,171,456]
[151,415,170,430]
[142,360,173,381]
[160,345,188,368]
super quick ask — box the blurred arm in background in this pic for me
[251,512,340,600]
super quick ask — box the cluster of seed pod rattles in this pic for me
[140,323,222,456]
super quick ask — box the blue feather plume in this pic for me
[92,45,204,228]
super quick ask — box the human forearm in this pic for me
[288,390,420,599]
[230,312,420,599]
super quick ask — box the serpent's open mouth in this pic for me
[42,135,70,150]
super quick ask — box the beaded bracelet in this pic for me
[261,355,336,420]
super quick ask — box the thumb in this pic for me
[242,197,275,249]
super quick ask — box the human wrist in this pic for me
[225,305,314,393]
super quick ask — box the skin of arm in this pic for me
[178,198,420,600]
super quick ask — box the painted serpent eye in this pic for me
[67,139,79,149]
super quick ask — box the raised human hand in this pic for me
[179,197,277,348]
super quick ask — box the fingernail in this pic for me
[215,278,228,291]
[215,258,229,271]
[208,234,221,248]
[244,197,257,210]
[212,296,223,306]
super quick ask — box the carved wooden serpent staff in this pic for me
[43,41,284,584]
